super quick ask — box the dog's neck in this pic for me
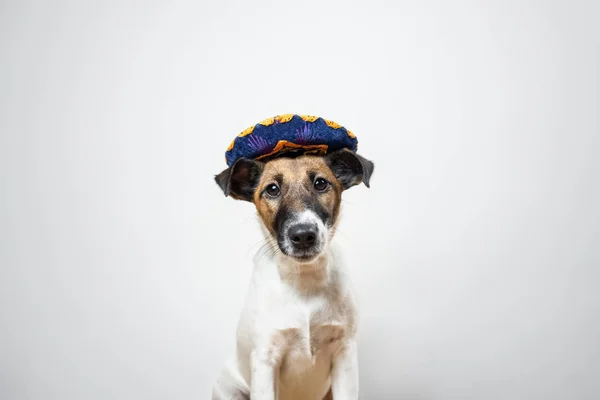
[276,250,332,293]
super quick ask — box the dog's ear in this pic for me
[214,158,264,202]
[325,149,374,190]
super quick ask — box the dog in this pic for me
[212,148,374,400]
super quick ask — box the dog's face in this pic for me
[215,149,374,263]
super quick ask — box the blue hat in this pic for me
[224,114,359,167]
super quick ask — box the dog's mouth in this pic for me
[277,235,327,263]
[276,239,324,262]
[282,247,322,263]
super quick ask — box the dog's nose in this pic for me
[288,224,317,250]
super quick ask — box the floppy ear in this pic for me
[325,149,374,190]
[214,158,264,202]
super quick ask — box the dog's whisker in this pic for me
[249,237,269,252]
[332,227,351,240]
[254,237,280,259]
[266,241,280,257]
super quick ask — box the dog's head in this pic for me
[215,149,374,263]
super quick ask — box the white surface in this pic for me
[1,1,599,399]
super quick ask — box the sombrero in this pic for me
[224,114,358,167]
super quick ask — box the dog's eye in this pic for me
[265,184,280,197]
[314,178,329,192]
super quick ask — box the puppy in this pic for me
[212,149,374,400]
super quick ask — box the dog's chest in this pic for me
[273,292,349,380]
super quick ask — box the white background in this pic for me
[1,0,599,399]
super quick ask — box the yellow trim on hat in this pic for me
[300,115,319,122]
[226,139,236,151]
[346,129,356,139]
[324,119,342,129]
[275,114,294,123]
[258,117,275,126]
[238,125,254,137]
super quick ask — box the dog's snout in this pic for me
[288,224,317,250]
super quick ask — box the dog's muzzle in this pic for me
[278,211,327,261]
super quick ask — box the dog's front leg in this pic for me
[331,339,359,399]
[250,348,277,400]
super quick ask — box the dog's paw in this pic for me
[310,323,346,355]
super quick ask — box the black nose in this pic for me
[288,224,317,250]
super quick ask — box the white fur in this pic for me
[212,235,359,400]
